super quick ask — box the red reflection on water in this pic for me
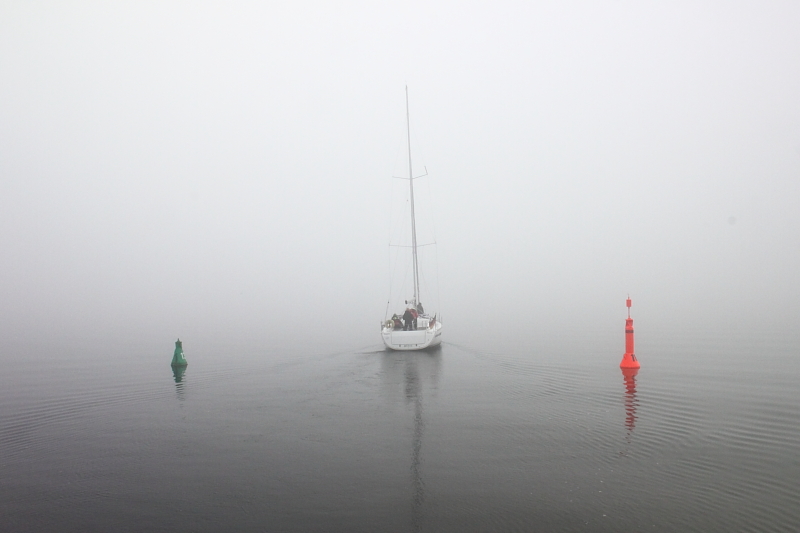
[622,368,638,432]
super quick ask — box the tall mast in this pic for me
[406,86,420,304]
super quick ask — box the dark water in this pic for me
[2,327,799,532]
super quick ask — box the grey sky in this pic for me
[1,1,798,348]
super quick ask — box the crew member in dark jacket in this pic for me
[403,308,415,330]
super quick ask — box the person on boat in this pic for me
[416,302,424,315]
[403,308,415,331]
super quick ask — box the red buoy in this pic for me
[620,297,640,369]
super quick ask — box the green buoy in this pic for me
[171,338,188,367]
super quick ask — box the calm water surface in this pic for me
[1,326,798,532]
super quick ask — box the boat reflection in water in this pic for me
[405,358,424,531]
[382,349,441,532]
[621,368,639,438]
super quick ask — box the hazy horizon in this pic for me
[2,1,799,349]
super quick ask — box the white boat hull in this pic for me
[382,321,442,351]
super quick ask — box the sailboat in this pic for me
[381,88,443,351]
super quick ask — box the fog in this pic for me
[2,1,799,349]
